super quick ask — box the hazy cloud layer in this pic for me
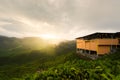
[0,0,120,39]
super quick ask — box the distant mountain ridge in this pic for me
[0,35,53,56]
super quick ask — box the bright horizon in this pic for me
[0,0,120,40]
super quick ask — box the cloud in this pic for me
[0,0,120,39]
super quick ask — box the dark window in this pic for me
[119,39,120,44]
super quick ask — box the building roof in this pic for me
[76,32,120,40]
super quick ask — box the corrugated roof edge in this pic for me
[76,32,120,39]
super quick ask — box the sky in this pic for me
[0,0,120,40]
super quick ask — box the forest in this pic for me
[0,36,120,80]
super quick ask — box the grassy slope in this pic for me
[0,51,76,80]
[1,49,118,80]
[23,50,120,80]
[0,38,76,80]
[0,50,120,80]
[0,36,120,80]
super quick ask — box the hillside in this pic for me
[0,36,76,80]
[0,36,56,56]
[1,49,119,80]
[0,36,120,80]
[18,49,120,80]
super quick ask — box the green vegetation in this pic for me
[22,50,120,80]
[0,36,120,80]
[0,36,56,56]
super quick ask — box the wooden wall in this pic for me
[97,45,110,55]
[76,38,119,54]
[76,39,98,51]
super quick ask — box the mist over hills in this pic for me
[0,35,76,80]
[0,35,120,80]
[0,35,76,56]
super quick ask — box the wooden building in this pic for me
[76,32,120,55]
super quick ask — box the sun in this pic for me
[40,34,58,39]
[39,34,63,44]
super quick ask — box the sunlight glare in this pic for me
[40,34,58,39]
[40,34,63,44]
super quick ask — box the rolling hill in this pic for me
[0,36,120,80]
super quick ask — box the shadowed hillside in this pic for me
[0,36,120,80]
[0,36,76,80]
[0,36,59,56]
[23,49,120,80]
